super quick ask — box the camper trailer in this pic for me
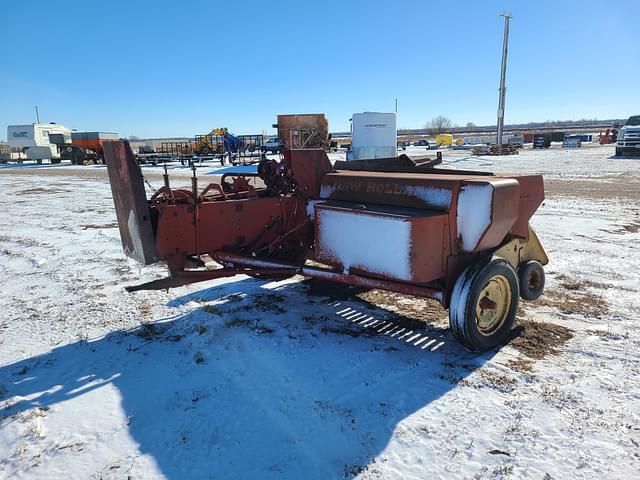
[7,123,72,162]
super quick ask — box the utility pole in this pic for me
[496,12,512,147]
[35,106,40,124]
[395,98,398,114]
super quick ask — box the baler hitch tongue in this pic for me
[103,140,158,265]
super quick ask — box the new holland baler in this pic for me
[103,141,548,351]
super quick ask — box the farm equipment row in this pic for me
[140,115,333,166]
[104,131,549,352]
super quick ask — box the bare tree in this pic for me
[465,122,477,129]
[425,115,453,134]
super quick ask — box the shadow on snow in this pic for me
[1,276,493,479]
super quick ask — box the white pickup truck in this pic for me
[616,115,640,156]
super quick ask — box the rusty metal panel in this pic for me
[320,171,461,211]
[286,149,332,198]
[497,174,544,239]
[314,201,447,284]
[276,114,329,150]
[103,140,158,265]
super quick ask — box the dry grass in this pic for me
[201,304,224,316]
[536,284,609,319]
[254,293,286,314]
[224,317,252,329]
[136,298,153,317]
[478,369,518,390]
[506,358,534,373]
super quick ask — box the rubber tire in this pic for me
[518,260,545,300]
[449,258,520,352]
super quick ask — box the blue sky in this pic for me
[1,0,639,139]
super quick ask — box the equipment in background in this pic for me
[103,114,549,353]
[193,128,243,156]
[7,123,72,163]
[0,143,10,163]
[436,133,453,146]
[191,129,264,165]
[6,123,119,165]
[599,128,618,145]
[66,131,119,164]
[562,135,582,148]
[348,112,397,161]
[533,134,552,149]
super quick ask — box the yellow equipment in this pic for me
[193,128,228,155]
[436,134,453,146]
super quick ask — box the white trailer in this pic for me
[7,123,72,162]
[349,112,397,161]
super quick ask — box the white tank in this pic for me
[350,112,397,160]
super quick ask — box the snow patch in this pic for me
[403,185,452,209]
[126,210,145,263]
[316,208,412,280]
[306,200,325,219]
[457,184,492,251]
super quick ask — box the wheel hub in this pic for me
[475,275,512,335]
[528,269,542,291]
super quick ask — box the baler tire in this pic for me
[449,258,519,352]
[518,260,545,300]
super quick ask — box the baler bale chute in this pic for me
[103,140,548,351]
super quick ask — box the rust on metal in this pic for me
[103,140,158,265]
[105,142,547,308]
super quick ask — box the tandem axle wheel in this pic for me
[449,257,546,352]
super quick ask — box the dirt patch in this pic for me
[15,187,71,195]
[305,280,447,328]
[509,318,574,360]
[554,273,612,292]
[80,223,118,230]
[602,220,640,235]
[304,278,367,300]
[355,290,448,327]
[320,325,376,337]
[545,177,640,202]
[537,288,609,319]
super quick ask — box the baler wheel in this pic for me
[518,260,545,300]
[449,259,519,352]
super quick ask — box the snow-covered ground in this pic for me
[1,144,639,479]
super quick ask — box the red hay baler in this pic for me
[104,141,548,351]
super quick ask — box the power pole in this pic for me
[496,12,512,147]
[35,106,40,124]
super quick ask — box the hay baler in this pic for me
[104,141,548,351]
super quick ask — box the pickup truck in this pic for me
[616,115,640,156]
[262,137,284,153]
